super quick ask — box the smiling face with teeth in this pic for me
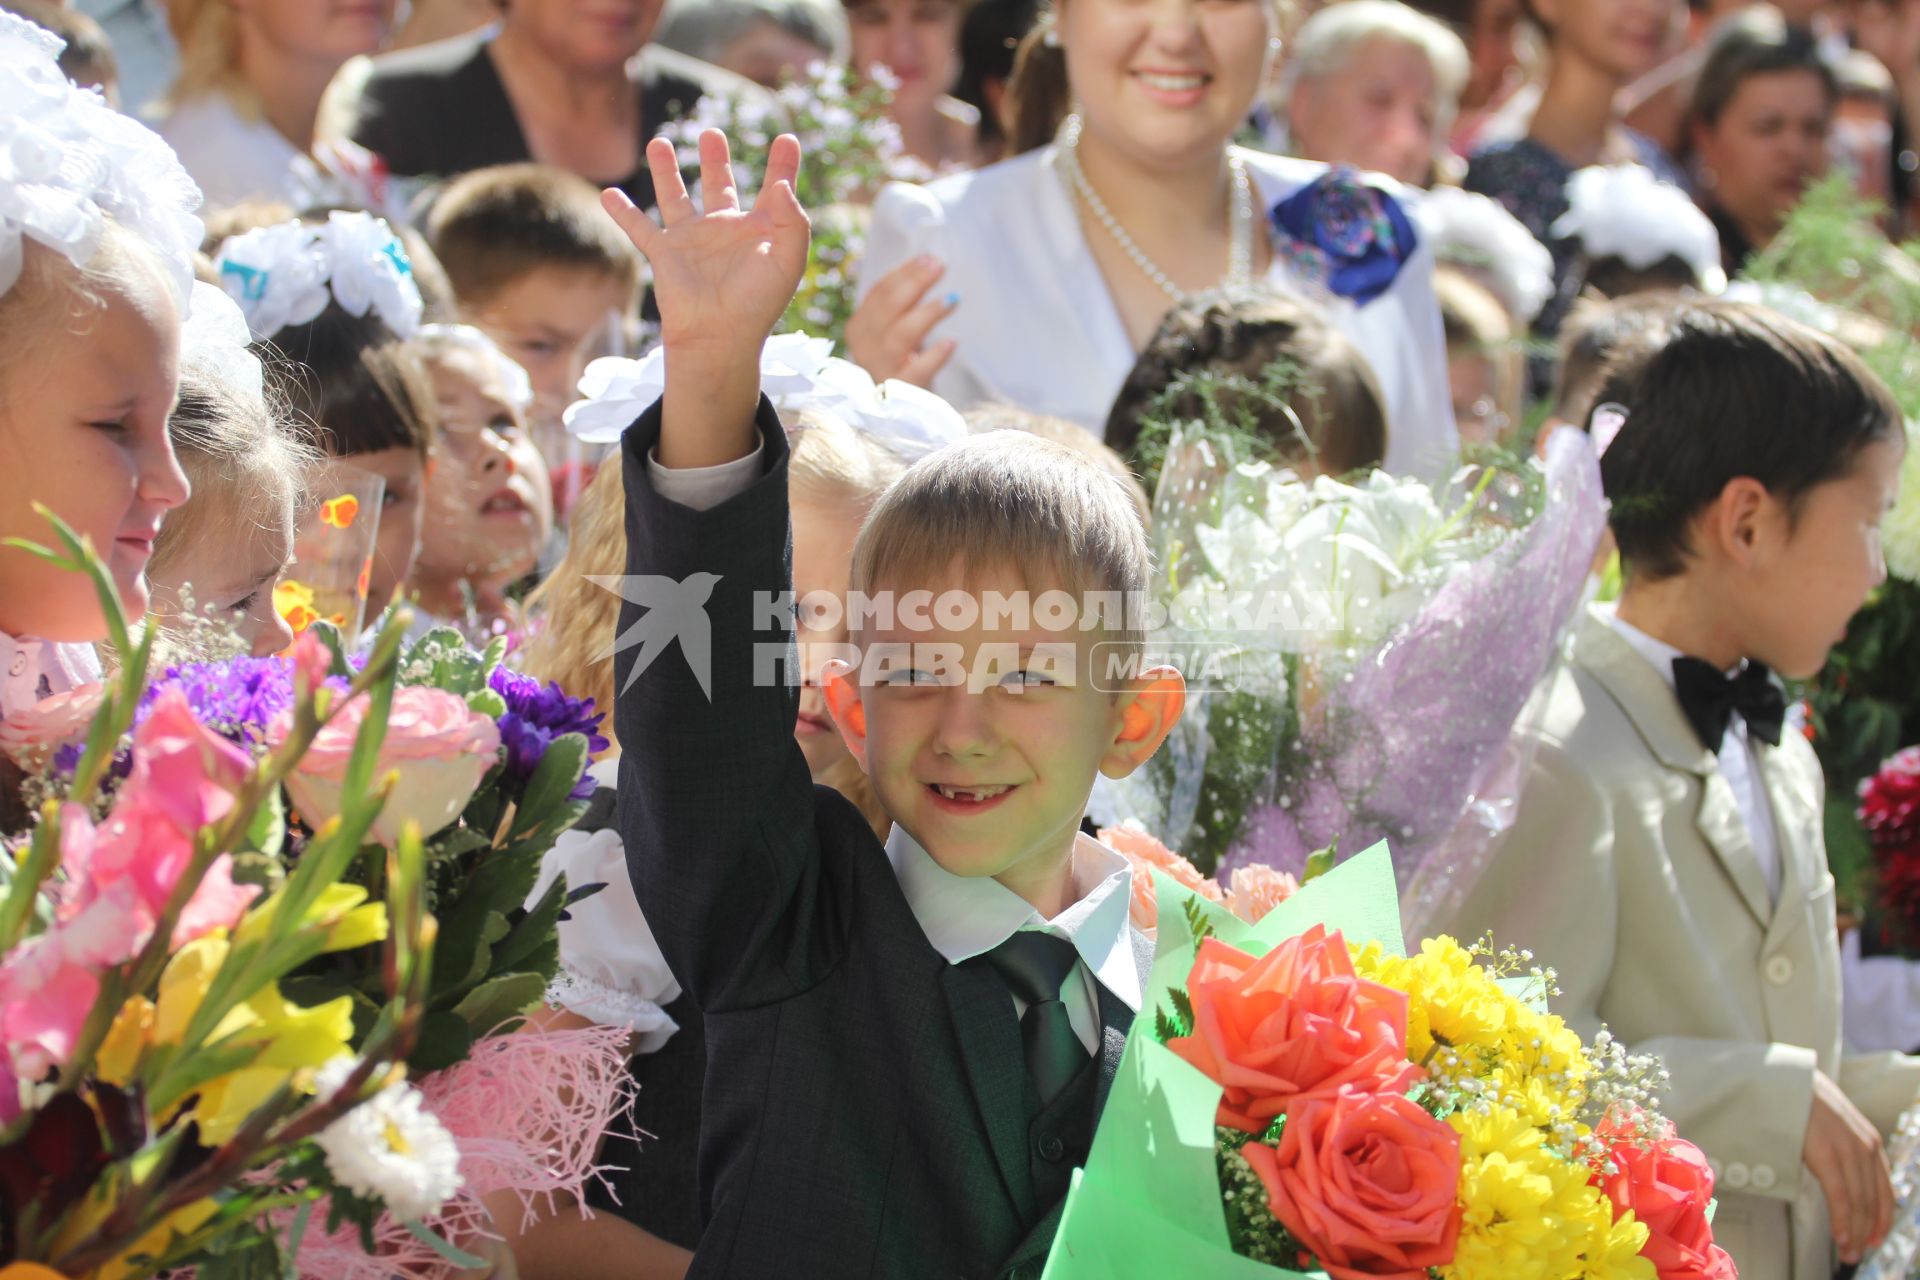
[823,555,1184,913]
[1054,0,1281,171]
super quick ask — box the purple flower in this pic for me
[136,657,298,749]
[487,668,609,800]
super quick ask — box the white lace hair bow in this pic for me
[564,333,969,462]
[180,280,266,406]
[214,210,423,342]
[1553,165,1727,293]
[1414,186,1555,325]
[0,11,203,311]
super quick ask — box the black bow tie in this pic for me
[1672,656,1786,753]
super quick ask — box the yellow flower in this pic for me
[149,932,356,1145]
[95,997,155,1087]
[1443,1105,1607,1280]
[235,882,388,954]
[1355,936,1509,1064]
[1576,1205,1656,1280]
[49,1192,220,1280]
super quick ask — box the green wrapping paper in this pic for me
[1043,841,1407,1279]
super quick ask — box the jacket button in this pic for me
[1764,955,1793,986]
[1037,1134,1065,1162]
[1723,1162,1751,1190]
[1751,1164,1776,1191]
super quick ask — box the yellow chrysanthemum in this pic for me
[1443,1105,1606,1280]
[1354,936,1510,1065]
[1576,1204,1657,1280]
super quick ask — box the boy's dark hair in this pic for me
[1597,299,1899,580]
[1552,293,1680,425]
[258,304,437,460]
[1105,293,1388,478]
[423,163,643,307]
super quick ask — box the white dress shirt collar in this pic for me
[885,823,1142,1014]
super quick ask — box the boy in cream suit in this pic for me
[1447,300,1920,1280]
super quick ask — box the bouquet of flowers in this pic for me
[1109,396,1605,934]
[660,62,926,342]
[0,513,446,1278]
[3,564,622,1275]
[1043,843,1734,1280]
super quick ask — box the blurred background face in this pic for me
[1533,0,1673,82]
[717,16,834,85]
[1695,68,1832,243]
[235,0,398,65]
[1287,34,1440,186]
[846,0,964,114]
[1460,0,1519,111]
[505,0,665,72]
[150,506,297,659]
[1058,0,1279,172]
[793,499,862,776]
[418,347,555,593]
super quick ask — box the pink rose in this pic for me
[1241,1087,1462,1280]
[1593,1112,1737,1280]
[277,686,500,845]
[1226,864,1300,923]
[60,692,260,949]
[1167,930,1418,1132]
[1099,823,1222,931]
[0,682,102,767]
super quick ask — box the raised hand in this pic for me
[601,129,810,468]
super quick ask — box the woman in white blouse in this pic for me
[847,0,1459,480]
[150,0,394,212]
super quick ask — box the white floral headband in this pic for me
[181,280,266,406]
[564,333,970,462]
[1553,165,1727,294]
[1415,186,1555,326]
[214,210,423,342]
[0,11,203,310]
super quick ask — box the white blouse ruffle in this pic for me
[527,760,682,1053]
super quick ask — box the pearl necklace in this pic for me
[1056,113,1254,304]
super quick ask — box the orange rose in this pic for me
[1099,823,1221,931]
[1166,930,1417,1132]
[1241,1088,1461,1280]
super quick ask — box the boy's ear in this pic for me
[1708,475,1774,567]
[821,658,869,769]
[1100,666,1187,780]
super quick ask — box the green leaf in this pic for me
[509,733,590,841]
[407,1009,477,1074]
[465,689,508,719]
[401,1218,490,1269]
[246,783,286,861]
[1302,841,1339,884]
[307,621,354,679]
[1179,895,1216,945]
[489,872,568,977]
[449,971,547,1037]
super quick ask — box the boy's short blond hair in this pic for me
[964,405,1152,529]
[851,432,1150,652]
[424,163,643,308]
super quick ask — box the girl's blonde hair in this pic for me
[150,368,321,592]
[164,0,252,111]
[520,411,904,835]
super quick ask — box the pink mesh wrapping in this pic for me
[289,1024,636,1279]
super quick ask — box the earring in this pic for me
[1268,36,1282,51]
[1043,25,1061,47]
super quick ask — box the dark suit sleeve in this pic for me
[614,398,851,1013]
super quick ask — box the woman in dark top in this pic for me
[1688,6,1834,279]
[1465,0,1685,341]
[344,0,756,208]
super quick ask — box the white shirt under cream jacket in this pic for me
[645,442,1142,1046]
[857,145,1459,480]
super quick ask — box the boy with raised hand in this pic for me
[1445,299,1920,1280]
[601,129,1188,1278]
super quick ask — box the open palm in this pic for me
[603,130,811,355]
